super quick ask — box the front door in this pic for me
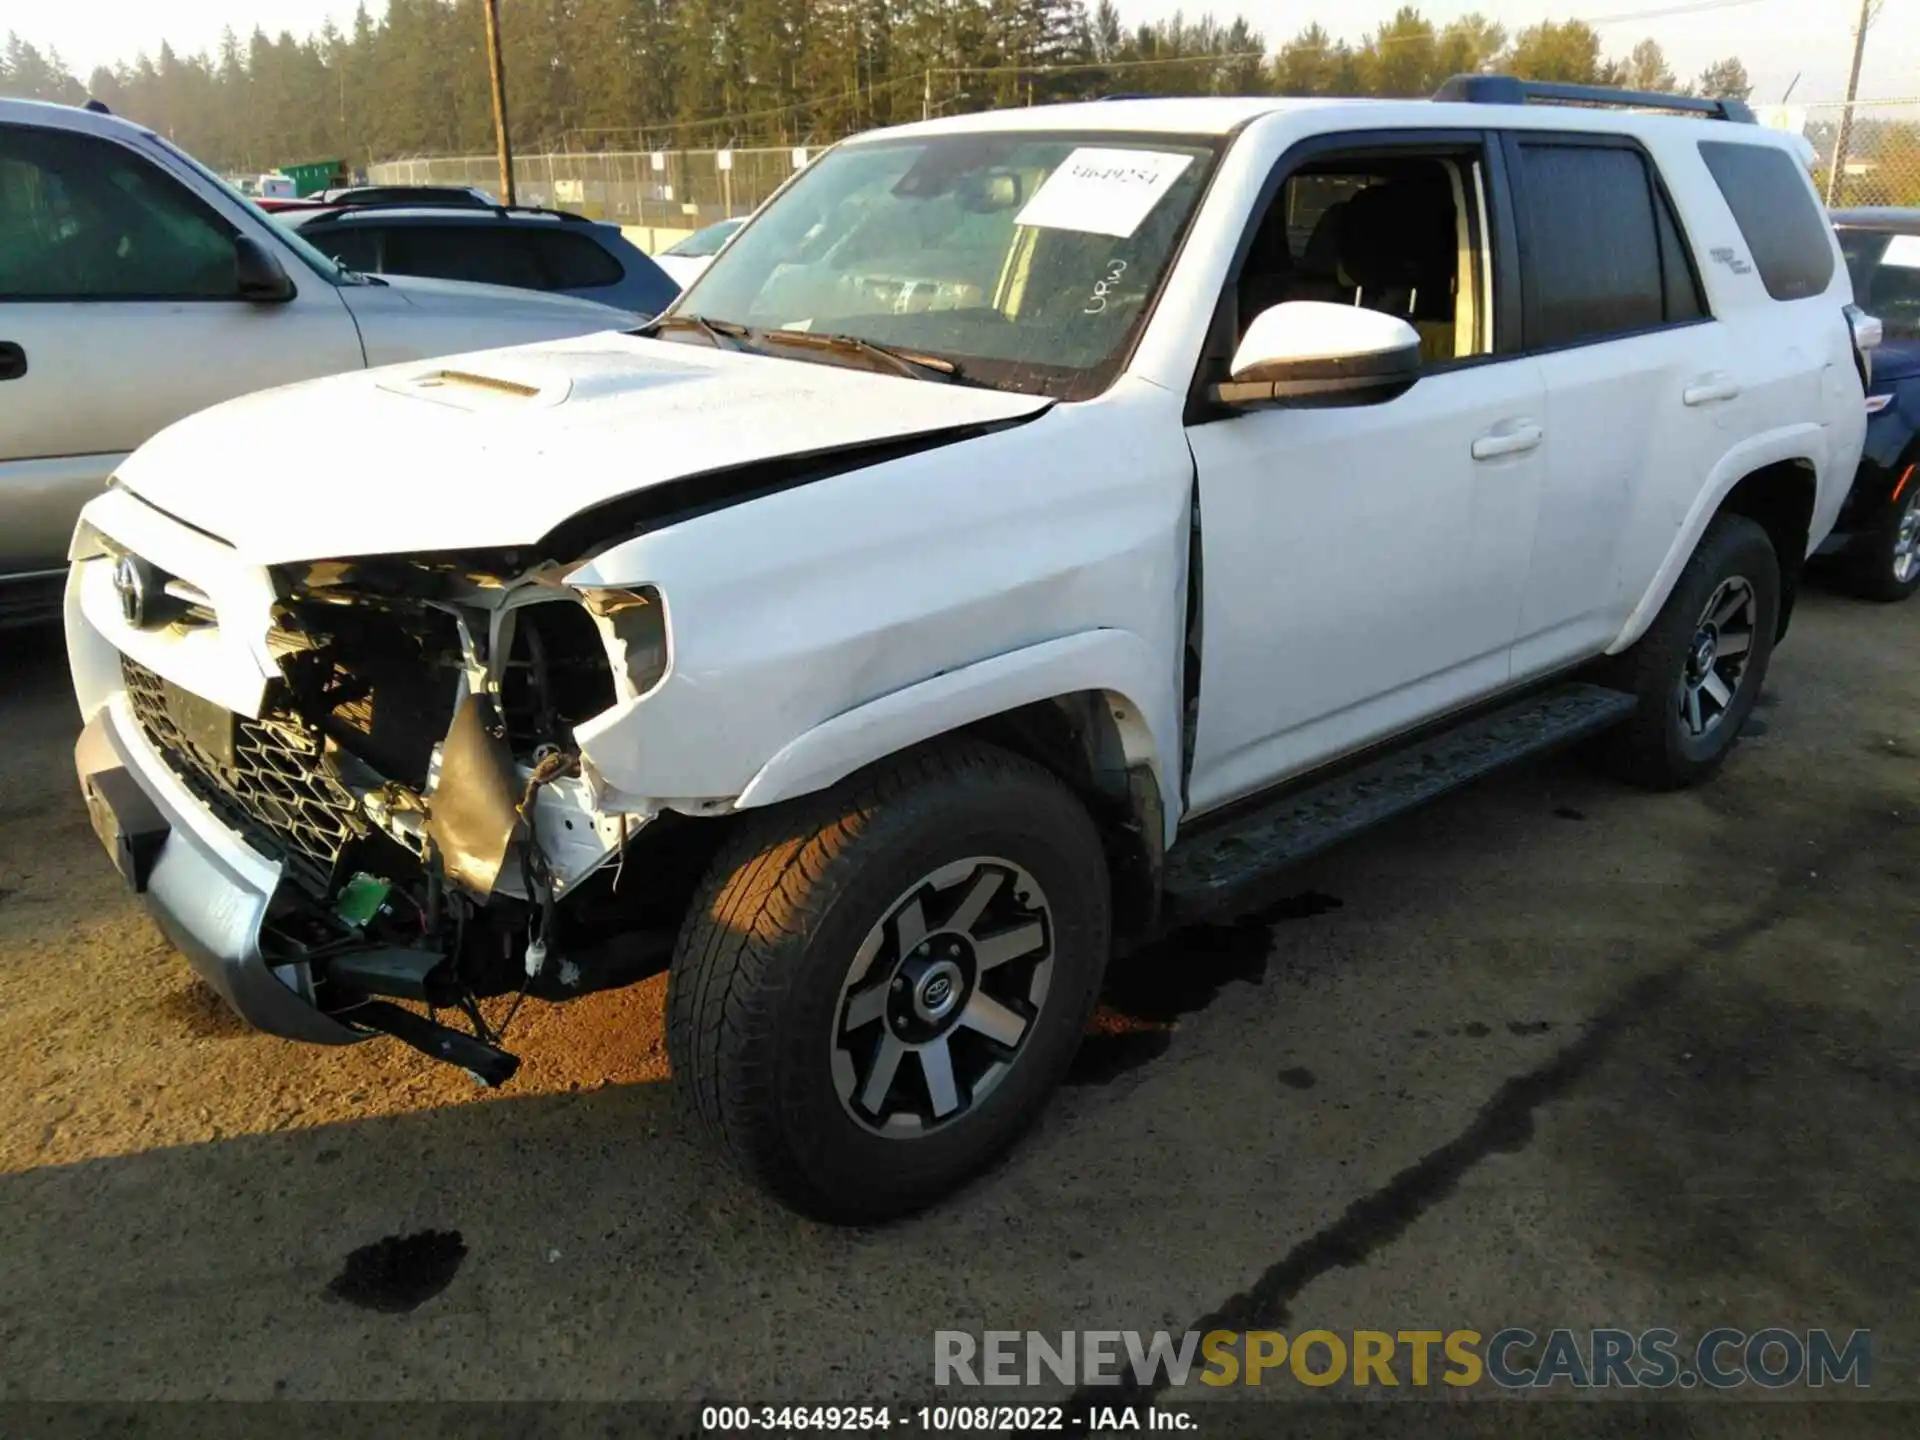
[1184,138,1545,814]
[0,121,364,579]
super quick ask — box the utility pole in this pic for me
[482,0,517,206]
[923,68,931,122]
[1826,0,1872,207]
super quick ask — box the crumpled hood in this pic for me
[115,331,1051,565]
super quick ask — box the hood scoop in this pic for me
[380,363,573,411]
[379,348,716,413]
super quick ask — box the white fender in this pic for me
[1609,423,1827,654]
[734,628,1181,846]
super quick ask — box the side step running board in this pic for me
[1163,683,1636,914]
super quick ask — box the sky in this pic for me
[18,0,1914,108]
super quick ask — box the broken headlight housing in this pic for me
[577,585,669,700]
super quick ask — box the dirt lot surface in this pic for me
[1,589,1916,1427]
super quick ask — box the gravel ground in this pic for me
[0,586,1915,1428]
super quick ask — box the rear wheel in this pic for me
[1841,480,1920,603]
[666,741,1111,1222]
[1592,514,1780,790]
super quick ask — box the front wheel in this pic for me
[666,741,1111,1222]
[1592,513,1780,790]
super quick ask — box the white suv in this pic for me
[68,79,1871,1220]
[0,98,644,619]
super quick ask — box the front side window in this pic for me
[1513,141,1673,349]
[1698,139,1836,302]
[1233,148,1492,368]
[0,124,240,300]
[305,224,383,274]
[679,132,1220,398]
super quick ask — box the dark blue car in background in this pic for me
[1828,209,1920,602]
[287,203,681,318]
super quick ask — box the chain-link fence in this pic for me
[366,147,809,249]
[1774,99,1920,210]
[370,100,1920,256]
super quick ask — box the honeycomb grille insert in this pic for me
[120,656,365,897]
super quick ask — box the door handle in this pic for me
[0,342,24,381]
[1471,421,1543,461]
[1683,374,1741,406]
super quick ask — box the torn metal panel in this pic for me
[424,693,523,900]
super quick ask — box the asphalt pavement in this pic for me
[1,586,1915,1430]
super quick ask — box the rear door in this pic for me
[1501,133,1730,678]
[0,121,363,579]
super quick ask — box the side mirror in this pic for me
[1212,301,1421,409]
[234,235,296,304]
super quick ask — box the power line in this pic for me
[1581,0,1768,24]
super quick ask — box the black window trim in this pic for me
[1498,129,1715,358]
[0,121,273,306]
[1186,127,1521,426]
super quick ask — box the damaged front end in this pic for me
[115,549,681,1083]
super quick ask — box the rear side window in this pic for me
[385,225,546,290]
[1698,141,1836,301]
[528,230,623,288]
[1513,141,1677,348]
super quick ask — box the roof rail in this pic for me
[1434,73,1756,124]
[314,201,594,223]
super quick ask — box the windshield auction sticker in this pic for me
[1015,148,1195,239]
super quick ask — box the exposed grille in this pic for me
[121,657,367,897]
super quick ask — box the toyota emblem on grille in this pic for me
[112,555,151,629]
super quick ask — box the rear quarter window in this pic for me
[1697,140,1836,301]
[529,230,624,288]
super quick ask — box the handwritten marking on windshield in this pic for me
[1084,258,1129,315]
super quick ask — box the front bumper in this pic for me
[75,699,361,1046]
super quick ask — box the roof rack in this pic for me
[1433,74,1756,124]
[315,201,595,224]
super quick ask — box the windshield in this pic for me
[144,134,352,284]
[667,220,743,258]
[1840,228,1920,343]
[677,132,1220,399]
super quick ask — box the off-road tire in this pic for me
[1591,513,1780,790]
[666,740,1111,1222]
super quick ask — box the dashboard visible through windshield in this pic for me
[673,132,1222,400]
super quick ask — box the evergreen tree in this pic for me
[1506,20,1620,86]
[1622,37,1678,93]
[1695,56,1752,101]
[0,8,1753,173]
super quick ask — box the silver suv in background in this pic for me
[0,99,642,622]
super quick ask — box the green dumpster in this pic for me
[276,160,345,197]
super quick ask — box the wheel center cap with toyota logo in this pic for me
[913,960,964,1023]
